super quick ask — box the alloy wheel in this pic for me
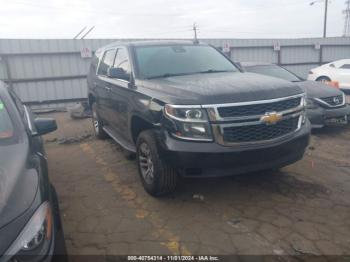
[138,142,154,185]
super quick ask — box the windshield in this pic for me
[0,98,14,140]
[245,65,301,82]
[134,45,238,79]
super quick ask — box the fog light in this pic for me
[183,123,206,134]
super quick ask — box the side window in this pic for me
[97,49,117,76]
[113,48,131,80]
[340,64,350,69]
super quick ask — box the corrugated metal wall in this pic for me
[0,37,349,109]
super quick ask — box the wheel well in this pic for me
[316,76,331,81]
[88,94,95,108]
[131,116,154,143]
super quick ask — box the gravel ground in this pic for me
[43,112,350,256]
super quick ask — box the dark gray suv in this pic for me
[87,40,310,196]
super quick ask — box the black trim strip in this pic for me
[0,51,81,57]
[2,75,87,83]
[23,98,87,105]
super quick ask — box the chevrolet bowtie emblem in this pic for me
[260,112,282,125]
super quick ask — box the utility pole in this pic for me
[310,0,329,38]
[193,23,199,43]
[344,0,350,36]
[323,0,328,38]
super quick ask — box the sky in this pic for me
[0,0,347,39]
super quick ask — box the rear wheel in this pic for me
[136,130,178,196]
[92,102,107,139]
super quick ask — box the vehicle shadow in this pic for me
[312,125,350,137]
[173,169,329,201]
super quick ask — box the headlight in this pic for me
[301,95,307,108]
[164,104,212,141]
[164,105,208,122]
[5,202,53,261]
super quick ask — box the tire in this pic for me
[50,185,68,259]
[316,76,331,83]
[136,130,177,196]
[50,184,62,230]
[91,102,108,139]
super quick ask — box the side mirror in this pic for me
[107,68,130,81]
[329,64,335,68]
[33,118,57,136]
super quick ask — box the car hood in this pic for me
[296,80,343,99]
[0,139,38,229]
[138,72,303,105]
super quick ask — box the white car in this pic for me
[307,59,350,90]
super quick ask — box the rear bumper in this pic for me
[158,121,310,177]
[307,105,350,128]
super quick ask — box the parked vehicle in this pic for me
[307,59,350,90]
[87,40,310,196]
[241,62,350,128]
[0,82,66,261]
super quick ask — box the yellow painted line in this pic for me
[80,142,192,255]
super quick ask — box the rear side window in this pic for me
[0,98,14,140]
[97,49,117,76]
[113,48,131,80]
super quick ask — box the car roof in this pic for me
[101,40,208,49]
[240,61,274,67]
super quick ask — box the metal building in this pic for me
[0,37,349,109]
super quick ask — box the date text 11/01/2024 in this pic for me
[127,255,220,261]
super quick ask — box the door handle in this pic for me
[105,86,111,91]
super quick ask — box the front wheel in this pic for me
[136,130,178,196]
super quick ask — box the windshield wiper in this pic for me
[146,70,234,79]
[146,73,193,79]
[199,69,234,74]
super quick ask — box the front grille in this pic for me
[222,117,300,143]
[320,95,343,107]
[217,97,301,118]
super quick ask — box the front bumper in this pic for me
[307,105,350,128]
[158,121,310,177]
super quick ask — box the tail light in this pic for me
[328,81,339,89]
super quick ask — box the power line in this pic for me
[81,26,95,39]
[73,26,87,39]
[344,0,350,36]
